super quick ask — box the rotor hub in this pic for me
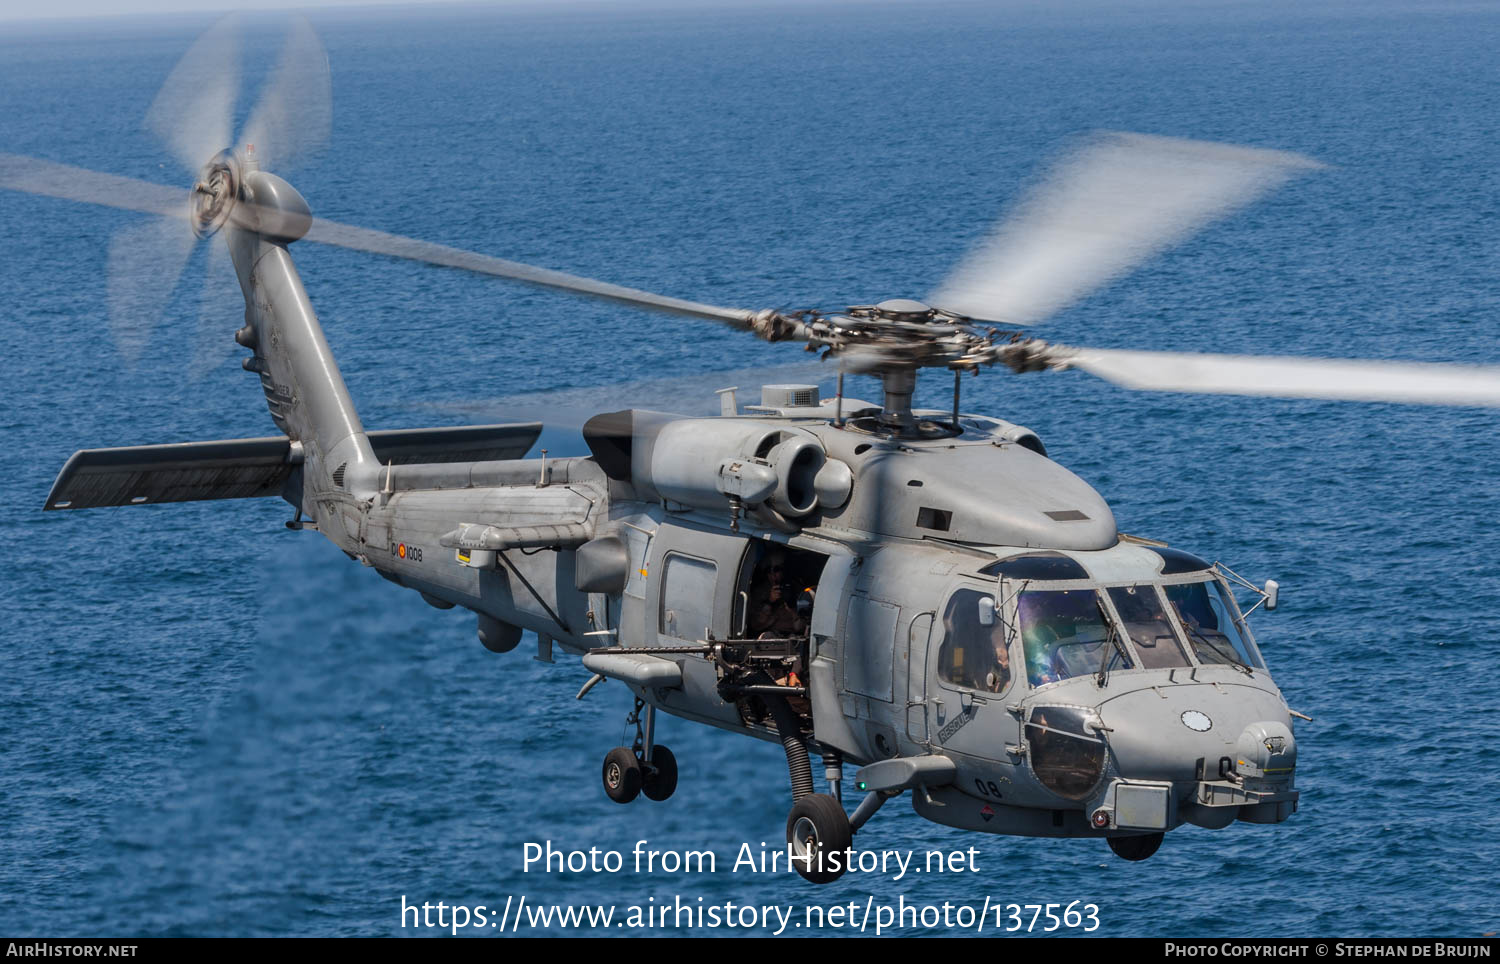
[189,150,241,239]
[873,298,936,322]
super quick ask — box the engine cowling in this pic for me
[645,418,833,518]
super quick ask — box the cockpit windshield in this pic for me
[1163,580,1262,669]
[979,570,1267,691]
[1018,589,1112,687]
[1107,585,1191,669]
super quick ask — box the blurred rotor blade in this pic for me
[239,18,331,173]
[1062,347,1500,408]
[411,362,834,459]
[0,153,757,328]
[420,361,834,427]
[144,15,241,175]
[930,132,1324,325]
[303,218,757,326]
[188,237,238,381]
[0,153,185,218]
[107,216,199,363]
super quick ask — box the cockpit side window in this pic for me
[1106,585,1191,669]
[1164,580,1261,669]
[937,589,1012,695]
[1018,588,1110,687]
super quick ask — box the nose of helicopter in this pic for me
[1094,681,1296,786]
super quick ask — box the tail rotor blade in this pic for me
[239,17,331,173]
[930,132,1324,326]
[144,15,241,175]
[1061,346,1500,408]
[106,217,198,363]
[187,237,238,381]
[0,153,184,219]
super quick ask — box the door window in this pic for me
[937,589,1013,695]
[659,553,716,641]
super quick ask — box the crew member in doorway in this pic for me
[747,549,808,637]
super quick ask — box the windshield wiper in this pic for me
[1184,627,1253,676]
[1095,600,1130,687]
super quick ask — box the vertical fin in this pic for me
[223,169,379,504]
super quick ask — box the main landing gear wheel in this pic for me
[1107,832,1164,861]
[786,793,853,884]
[602,747,642,804]
[642,745,678,802]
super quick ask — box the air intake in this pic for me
[761,384,819,409]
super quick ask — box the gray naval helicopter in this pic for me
[11,21,1500,885]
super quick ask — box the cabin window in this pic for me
[1018,588,1112,687]
[979,553,1090,581]
[937,589,1013,695]
[659,553,717,641]
[1163,580,1261,669]
[1025,704,1107,800]
[1106,585,1191,669]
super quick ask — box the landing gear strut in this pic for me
[601,697,676,805]
[757,692,854,884]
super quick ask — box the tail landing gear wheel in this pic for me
[641,745,678,802]
[602,747,642,804]
[786,794,852,884]
[1107,832,1164,861]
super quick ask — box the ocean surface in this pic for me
[1,0,1497,937]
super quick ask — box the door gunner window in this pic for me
[1019,589,1110,687]
[937,589,1012,694]
[1107,585,1190,669]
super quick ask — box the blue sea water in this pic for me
[1,0,1498,938]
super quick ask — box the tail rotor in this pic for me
[103,15,331,365]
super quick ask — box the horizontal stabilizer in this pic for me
[45,437,295,510]
[367,423,540,465]
[45,423,542,511]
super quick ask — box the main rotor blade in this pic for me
[930,132,1324,326]
[0,153,185,219]
[144,15,241,175]
[240,18,331,173]
[0,154,755,327]
[419,361,834,426]
[411,362,835,458]
[1061,347,1500,408]
[302,218,757,326]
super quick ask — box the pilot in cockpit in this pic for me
[984,624,1012,693]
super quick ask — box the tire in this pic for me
[1107,832,1164,861]
[602,747,642,804]
[785,793,853,884]
[642,745,678,802]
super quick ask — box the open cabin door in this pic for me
[731,539,830,642]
